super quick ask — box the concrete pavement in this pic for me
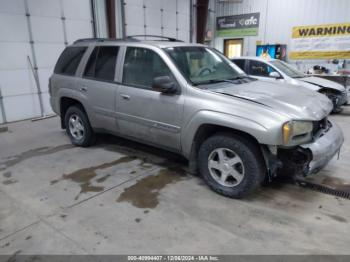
[0,108,350,255]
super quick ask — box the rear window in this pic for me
[54,46,87,76]
[84,46,119,81]
[232,59,245,71]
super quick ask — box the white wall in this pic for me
[93,0,108,38]
[123,0,191,42]
[0,0,93,123]
[214,0,350,71]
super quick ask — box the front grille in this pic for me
[340,91,348,104]
[320,89,346,107]
[312,117,330,137]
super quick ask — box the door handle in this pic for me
[120,94,130,100]
[79,87,87,92]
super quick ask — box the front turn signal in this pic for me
[282,122,292,145]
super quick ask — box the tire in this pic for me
[64,105,95,147]
[198,133,265,199]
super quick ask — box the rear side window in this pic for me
[232,59,246,71]
[54,47,87,76]
[84,46,119,81]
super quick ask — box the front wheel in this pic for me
[198,133,265,198]
[64,105,95,147]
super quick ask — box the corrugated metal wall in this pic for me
[0,0,93,124]
[215,0,350,71]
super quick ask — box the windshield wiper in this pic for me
[194,75,250,86]
[193,79,228,86]
[228,75,249,80]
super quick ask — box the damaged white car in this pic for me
[232,57,348,113]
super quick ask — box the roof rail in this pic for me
[73,38,111,44]
[126,35,183,42]
[73,35,183,44]
[73,37,139,44]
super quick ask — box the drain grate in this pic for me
[295,178,350,200]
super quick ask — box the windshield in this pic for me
[164,46,245,85]
[270,60,305,78]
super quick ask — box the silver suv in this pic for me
[50,36,344,198]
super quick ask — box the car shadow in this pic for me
[92,133,189,172]
[86,133,329,202]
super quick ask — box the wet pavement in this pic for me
[0,107,350,255]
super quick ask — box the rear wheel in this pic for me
[198,133,265,198]
[64,105,95,147]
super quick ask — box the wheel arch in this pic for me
[188,123,267,173]
[60,97,88,129]
[183,111,269,174]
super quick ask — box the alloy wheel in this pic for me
[68,114,85,140]
[208,148,245,187]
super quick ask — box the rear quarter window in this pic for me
[54,46,87,76]
[84,46,119,81]
[232,59,246,71]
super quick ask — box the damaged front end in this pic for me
[319,88,348,113]
[277,147,312,177]
[264,118,344,180]
[262,146,312,181]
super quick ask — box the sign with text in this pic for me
[290,23,350,59]
[216,13,260,37]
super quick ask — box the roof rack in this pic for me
[73,38,135,44]
[126,35,183,42]
[73,35,183,44]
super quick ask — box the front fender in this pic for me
[181,110,281,158]
[292,79,320,91]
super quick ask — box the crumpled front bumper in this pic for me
[339,91,348,106]
[300,121,344,175]
[332,91,348,110]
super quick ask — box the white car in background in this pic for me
[232,57,348,113]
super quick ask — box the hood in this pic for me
[209,80,333,120]
[299,76,345,92]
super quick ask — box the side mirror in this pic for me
[152,76,177,94]
[269,71,282,79]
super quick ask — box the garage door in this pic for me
[124,0,191,42]
[0,0,93,123]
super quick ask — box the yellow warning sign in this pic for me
[290,23,350,59]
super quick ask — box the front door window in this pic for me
[248,60,278,78]
[122,47,173,89]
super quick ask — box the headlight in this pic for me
[282,121,313,145]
